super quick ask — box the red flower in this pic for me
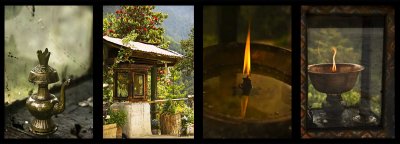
[143,27,147,31]
[116,9,124,14]
[108,29,114,33]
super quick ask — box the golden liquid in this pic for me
[203,68,291,121]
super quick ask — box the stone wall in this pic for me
[5,6,93,104]
[111,102,152,138]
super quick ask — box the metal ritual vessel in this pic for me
[203,43,292,138]
[308,63,364,126]
[26,48,71,135]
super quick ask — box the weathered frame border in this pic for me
[300,6,395,138]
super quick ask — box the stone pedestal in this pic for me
[323,94,344,126]
[111,102,151,138]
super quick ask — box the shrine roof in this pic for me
[103,36,183,64]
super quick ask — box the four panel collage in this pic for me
[2,2,397,143]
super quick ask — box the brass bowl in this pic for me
[203,42,292,138]
[308,63,364,94]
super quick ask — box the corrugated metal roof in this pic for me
[103,36,183,58]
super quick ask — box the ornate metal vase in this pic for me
[26,48,71,135]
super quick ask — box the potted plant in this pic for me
[180,104,194,136]
[104,108,127,138]
[160,99,181,136]
[151,119,160,135]
[103,111,117,139]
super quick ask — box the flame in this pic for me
[331,47,337,72]
[243,25,251,77]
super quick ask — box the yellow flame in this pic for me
[243,25,251,77]
[332,47,337,72]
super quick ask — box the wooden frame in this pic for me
[114,71,130,100]
[113,64,150,102]
[133,73,145,98]
[300,6,395,138]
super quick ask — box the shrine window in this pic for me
[113,64,149,102]
[133,73,145,97]
[116,72,130,98]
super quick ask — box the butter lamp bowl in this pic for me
[308,63,364,94]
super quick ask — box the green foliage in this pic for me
[103,6,170,48]
[174,27,195,95]
[158,67,187,100]
[307,84,326,109]
[308,28,361,64]
[105,109,127,127]
[308,84,361,109]
[341,90,361,107]
[160,98,194,135]
[370,96,381,116]
[159,67,188,114]
[115,48,135,64]
[103,67,113,103]
[180,104,194,135]
[180,104,194,124]
[176,27,194,76]
[165,36,181,53]
[162,99,177,114]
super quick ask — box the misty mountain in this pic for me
[155,6,194,41]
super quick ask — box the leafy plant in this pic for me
[159,67,189,116]
[176,27,194,76]
[151,119,160,129]
[370,95,381,116]
[180,104,194,127]
[103,6,169,48]
[162,99,177,115]
[103,67,113,103]
[105,109,127,127]
[307,84,326,109]
[341,90,361,107]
